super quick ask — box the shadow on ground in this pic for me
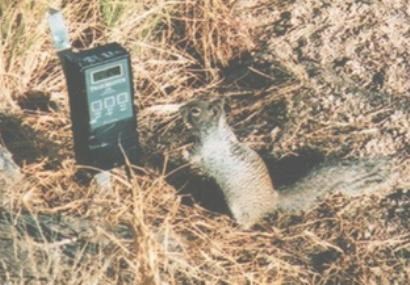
[0,113,60,168]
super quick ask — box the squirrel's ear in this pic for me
[179,105,192,128]
[210,97,226,115]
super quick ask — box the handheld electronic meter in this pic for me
[48,10,139,170]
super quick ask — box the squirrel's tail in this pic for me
[276,159,397,211]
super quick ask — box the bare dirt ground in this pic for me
[0,0,409,284]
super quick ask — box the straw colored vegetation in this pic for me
[0,0,409,284]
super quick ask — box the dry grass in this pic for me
[0,0,409,284]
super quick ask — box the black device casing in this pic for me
[58,43,139,170]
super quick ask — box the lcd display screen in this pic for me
[92,65,122,82]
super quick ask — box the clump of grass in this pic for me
[99,0,126,27]
[98,0,254,104]
[173,0,254,68]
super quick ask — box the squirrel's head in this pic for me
[180,97,226,134]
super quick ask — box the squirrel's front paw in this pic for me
[182,148,191,161]
[181,148,205,175]
[182,147,201,164]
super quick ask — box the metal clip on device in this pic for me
[48,9,139,189]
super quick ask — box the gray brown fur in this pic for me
[277,159,395,211]
[0,144,21,188]
[180,97,395,228]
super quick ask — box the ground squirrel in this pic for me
[180,97,395,228]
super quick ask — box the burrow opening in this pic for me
[0,113,61,168]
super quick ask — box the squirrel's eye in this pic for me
[190,107,201,117]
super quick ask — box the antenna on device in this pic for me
[48,8,71,51]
